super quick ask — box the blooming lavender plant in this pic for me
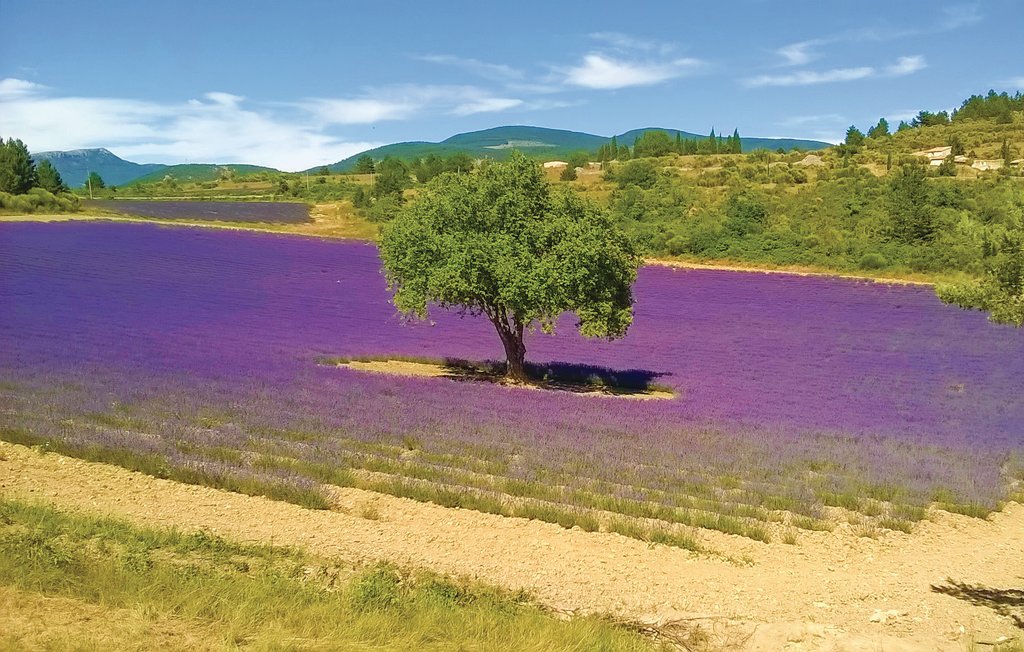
[1,222,1021,534]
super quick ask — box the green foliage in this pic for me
[937,154,957,177]
[410,153,474,183]
[867,118,890,139]
[845,125,866,148]
[938,230,1024,325]
[912,110,951,127]
[379,151,640,379]
[373,157,410,201]
[632,130,676,158]
[353,154,376,174]
[724,190,768,237]
[953,90,1024,123]
[35,160,67,193]
[887,164,935,243]
[0,137,38,194]
[608,159,659,189]
[560,164,578,181]
[87,171,106,189]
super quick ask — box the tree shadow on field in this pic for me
[437,358,675,398]
[521,360,672,393]
[931,580,1024,628]
[322,355,674,398]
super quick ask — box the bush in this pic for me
[859,253,889,270]
[0,188,79,214]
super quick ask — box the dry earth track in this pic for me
[2,442,1021,650]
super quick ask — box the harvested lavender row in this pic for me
[1,222,1021,519]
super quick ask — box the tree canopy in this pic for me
[36,160,67,193]
[379,151,640,380]
[0,137,38,194]
[938,231,1024,326]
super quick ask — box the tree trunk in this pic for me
[490,310,528,382]
[499,328,527,382]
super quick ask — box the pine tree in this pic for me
[36,160,66,193]
[610,136,618,160]
[0,137,38,194]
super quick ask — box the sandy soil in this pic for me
[645,257,938,286]
[1,442,1020,650]
[337,359,674,400]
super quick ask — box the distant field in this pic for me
[83,199,311,223]
[1,222,1022,546]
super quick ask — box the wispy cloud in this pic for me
[886,55,926,76]
[588,32,676,55]
[1002,76,1024,89]
[563,53,702,89]
[301,97,418,125]
[416,54,523,81]
[452,97,523,116]
[940,3,982,29]
[778,113,847,127]
[745,55,924,87]
[745,66,874,88]
[775,40,823,66]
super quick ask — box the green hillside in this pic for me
[326,125,830,171]
[131,163,280,184]
[615,128,830,153]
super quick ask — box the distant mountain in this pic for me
[324,125,831,171]
[31,148,166,188]
[130,163,280,184]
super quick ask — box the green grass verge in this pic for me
[0,498,664,651]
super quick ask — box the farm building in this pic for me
[912,146,953,166]
[971,159,1004,171]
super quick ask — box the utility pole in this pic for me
[305,170,310,192]
[87,171,93,199]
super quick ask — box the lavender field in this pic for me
[84,200,311,223]
[2,222,1022,541]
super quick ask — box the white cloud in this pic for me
[745,66,875,87]
[564,54,702,89]
[0,78,49,98]
[746,54,925,88]
[417,54,523,80]
[1001,76,1024,88]
[303,98,417,124]
[886,55,926,76]
[452,97,523,116]
[0,79,546,170]
[775,40,823,66]
[0,79,382,170]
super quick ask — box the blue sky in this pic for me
[2,0,1021,170]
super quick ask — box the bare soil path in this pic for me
[2,441,1020,651]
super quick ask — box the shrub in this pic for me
[859,253,889,270]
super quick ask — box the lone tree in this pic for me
[379,151,640,381]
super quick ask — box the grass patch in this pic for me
[0,498,661,651]
[0,428,332,510]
